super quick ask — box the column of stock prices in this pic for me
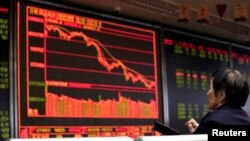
[0,0,10,139]
[231,45,250,115]
[17,4,162,138]
[164,31,229,133]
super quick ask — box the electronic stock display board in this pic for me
[0,0,10,140]
[164,30,229,133]
[17,2,162,138]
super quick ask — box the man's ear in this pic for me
[218,90,226,102]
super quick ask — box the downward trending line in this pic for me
[45,24,155,89]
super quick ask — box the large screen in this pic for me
[231,44,250,116]
[17,3,162,138]
[164,30,229,134]
[0,0,10,139]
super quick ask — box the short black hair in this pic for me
[211,68,249,107]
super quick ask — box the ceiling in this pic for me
[58,0,250,44]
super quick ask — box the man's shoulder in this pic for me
[203,108,250,124]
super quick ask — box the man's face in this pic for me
[207,79,222,110]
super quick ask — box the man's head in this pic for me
[207,68,249,109]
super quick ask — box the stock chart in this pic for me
[17,4,162,138]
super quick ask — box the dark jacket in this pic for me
[194,104,250,134]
